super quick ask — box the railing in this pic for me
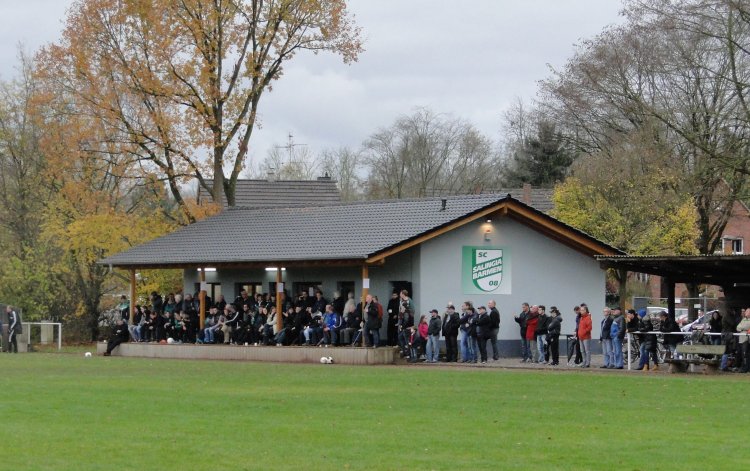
[625,331,746,370]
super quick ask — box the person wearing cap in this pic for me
[475,306,491,364]
[426,309,442,363]
[546,306,562,366]
[442,303,460,362]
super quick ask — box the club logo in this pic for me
[471,249,503,292]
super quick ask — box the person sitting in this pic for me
[262,307,278,345]
[305,308,323,345]
[142,309,157,342]
[322,304,340,346]
[128,305,144,342]
[341,302,360,346]
[103,318,130,356]
[222,305,240,344]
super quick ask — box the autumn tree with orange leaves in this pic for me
[36,0,362,222]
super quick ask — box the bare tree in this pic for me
[363,108,500,199]
[320,147,362,201]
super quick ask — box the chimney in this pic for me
[440,198,447,211]
[317,172,332,181]
[267,169,276,182]
[522,183,532,205]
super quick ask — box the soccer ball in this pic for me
[320,356,328,364]
[167,337,175,344]
[84,352,92,358]
[327,356,334,364]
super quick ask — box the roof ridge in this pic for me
[226,193,509,212]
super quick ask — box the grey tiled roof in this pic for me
[103,194,505,266]
[198,178,341,208]
[481,188,554,213]
[101,194,621,267]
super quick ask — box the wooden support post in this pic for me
[667,277,676,320]
[361,264,369,347]
[129,269,136,325]
[276,265,283,332]
[199,268,206,330]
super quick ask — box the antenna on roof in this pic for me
[275,132,307,169]
[440,198,447,211]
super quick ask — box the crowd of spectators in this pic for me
[106,288,750,372]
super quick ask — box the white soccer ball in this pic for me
[84,352,92,358]
[320,356,328,364]
[167,337,175,344]
[327,356,334,364]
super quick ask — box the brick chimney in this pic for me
[522,183,532,205]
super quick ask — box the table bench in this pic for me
[665,344,725,374]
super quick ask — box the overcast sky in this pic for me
[0,0,624,173]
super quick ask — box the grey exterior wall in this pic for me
[183,216,607,355]
[416,217,605,341]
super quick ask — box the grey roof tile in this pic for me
[199,179,341,208]
[101,194,619,267]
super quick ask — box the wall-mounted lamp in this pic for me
[486,218,492,223]
[484,227,492,241]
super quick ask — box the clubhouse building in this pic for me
[101,193,623,354]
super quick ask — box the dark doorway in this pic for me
[337,281,355,300]
[390,281,413,299]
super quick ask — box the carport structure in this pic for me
[596,254,750,317]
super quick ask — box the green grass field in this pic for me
[0,353,747,470]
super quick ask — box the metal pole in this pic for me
[199,268,206,330]
[627,332,631,371]
[58,323,62,351]
[361,264,369,348]
[276,265,283,332]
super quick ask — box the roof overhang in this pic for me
[596,254,750,285]
[366,198,623,263]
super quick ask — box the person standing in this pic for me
[426,309,442,363]
[600,307,614,368]
[488,300,501,360]
[577,305,592,367]
[459,302,477,363]
[442,303,459,362]
[535,305,549,363]
[514,303,530,362]
[386,292,400,346]
[6,306,20,353]
[525,306,539,363]
[736,308,750,373]
[363,294,380,347]
[475,306,491,364]
[610,307,625,369]
[546,306,562,366]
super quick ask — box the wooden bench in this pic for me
[665,344,725,374]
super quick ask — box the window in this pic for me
[236,282,264,297]
[194,283,221,302]
[721,237,744,255]
[634,272,650,284]
[293,282,323,297]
